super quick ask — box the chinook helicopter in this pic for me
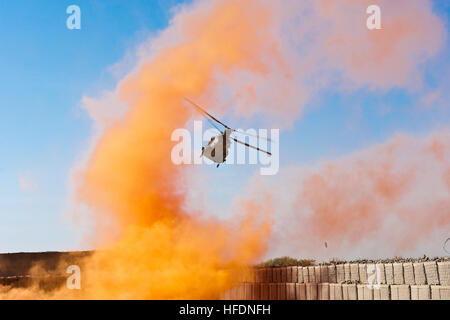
[184,97,271,168]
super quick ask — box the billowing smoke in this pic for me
[242,131,450,261]
[1,0,446,299]
[72,0,280,299]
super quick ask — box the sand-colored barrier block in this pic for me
[314,266,321,283]
[287,266,293,283]
[268,267,274,283]
[245,283,253,300]
[277,268,283,283]
[366,264,377,287]
[269,283,278,300]
[306,283,318,300]
[249,269,255,283]
[328,265,337,283]
[393,263,404,285]
[403,263,415,285]
[277,267,283,282]
[439,286,450,300]
[254,270,259,283]
[258,268,263,283]
[384,263,394,284]
[344,263,351,282]
[235,284,244,300]
[297,266,304,283]
[296,283,306,300]
[329,284,338,300]
[411,285,430,300]
[286,283,296,300]
[413,263,426,285]
[424,261,439,285]
[342,283,357,300]
[350,263,360,282]
[245,283,252,299]
[252,283,261,300]
[291,266,298,283]
[267,267,273,283]
[364,285,374,300]
[335,283,344,300]
[241,283,248,300]
[235,285,242,299]
[318,283,330,300]
[302,267,309,283]
[261,283,270,300]
[373,284,390,300]
[308,266,316,283]
[359,264,368,284]
[357,285,363,300]
[357,285,374,300]
[437,262,450,286]
[336,264,345,283]
[260,268,265,283]
[320,266,329,283]
[281,267,287,283]
[431,285,450,300]
[391,285,410,300]
[329,284,335,300]
[278,283,286,300]
[375,263,386,284]
[260,268,266,283]
[241,272,247,283]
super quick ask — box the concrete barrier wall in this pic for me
[222,282,450,300]
[222,261,450,300]
[438,262,450,286]
[411,285,430,300]
[424,262,439,285]
[328,265,337,283]
[250,261,450,286]
[403,262,415,285]
[350,264,359,282]
[385,263,394,284]
[336,264,345,283]
[413,263,426,285]
[376,263,386,284]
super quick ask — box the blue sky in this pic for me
[0,1,449,253]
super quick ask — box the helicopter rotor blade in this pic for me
[185,97,273,142]
[184,97,231,130]
[205,117,223,134]
[232,130,272,142]
[231,137,272,156]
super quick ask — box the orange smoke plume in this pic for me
[249,132,450,260]
[2,0,446,300]
[68,0,448,297]
[72,0,277,299]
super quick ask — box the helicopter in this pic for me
[184,97,272,168]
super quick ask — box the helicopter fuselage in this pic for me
[201,129,232,164]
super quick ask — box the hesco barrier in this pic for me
[222,262,450,300]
